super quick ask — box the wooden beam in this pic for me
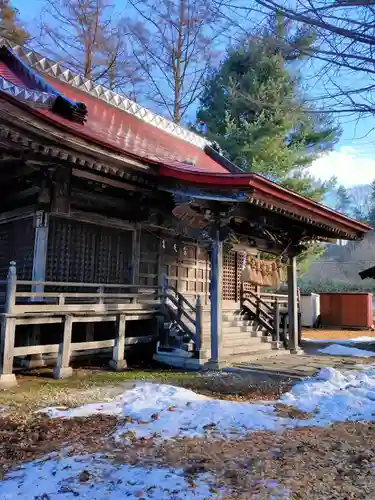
[15,316,63,325]
[0,164,33,182]
[13,335,155,357]
[109,314,127,371]
[0,207,35,225]
[1,186,39,206]
[0,317,16,387]
[72,168,148,192]
[51,165,71,214]
[53,315,73,379]
[14,344,60,356]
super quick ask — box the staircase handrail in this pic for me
[159,274,202,352]
[243,288,274,313]
[165,285,196,311]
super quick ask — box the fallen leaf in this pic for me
[79,470,90,483]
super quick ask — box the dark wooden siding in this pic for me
[0,217,34,279]
[139,230,159,286]
[46,216,133,283]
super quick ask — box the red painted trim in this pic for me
[1,86,371,236]
[158,165,372,234]
[158,165,252,185]
[247,174,372,233]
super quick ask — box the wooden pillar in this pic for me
[53,315,73,379]
[32,210,49,289]
[287,256,301,353]
[109,314,127,371]
[51,166,71,214]
[132,225,141,284]
[21,325,46,369]
[195,294,202,352]
[156,235,164,286]
[206,231,223,368]
[0,261,17,387]
[85,323,95,342]
[23,211,50,369]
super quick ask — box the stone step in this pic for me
[222,337,268,349]
[201,329,265,342]
[200,319,252,328]
[221,342,274,357]
[226,348,287,364]
[220,325,256,334]
[201,329,262,342]
[222,312,246,321]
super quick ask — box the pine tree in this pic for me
[0,0,29,45]
[196,16,340,200]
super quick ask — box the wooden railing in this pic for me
[0,263,203,353]
[0,262,161,314]
[160,274,202,351]
[241,289,279,340]
[241,286,301,347]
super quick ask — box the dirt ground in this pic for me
[1,368,375,499]
[302,327,375,341]
[2,412,375,499]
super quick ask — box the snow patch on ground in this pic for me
[318,344,375,357]
[0,453,291,500]
[42,367,375,439]
[43,384,208,419]
[0,454,222,499]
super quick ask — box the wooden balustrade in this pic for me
[159,273,202,353]
[0,264,204,387]
[240,283,301,347]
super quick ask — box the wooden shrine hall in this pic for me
[0,38,371,386]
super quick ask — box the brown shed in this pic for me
[319,293,373,329]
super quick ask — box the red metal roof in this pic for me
[157,164,372,235]
[0,48,372,238]
[0,56,226,173]
[0,60,24,86]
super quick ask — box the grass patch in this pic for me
[0,368,199,413]
[0,366,294,416]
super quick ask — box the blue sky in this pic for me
[13,0,375,188]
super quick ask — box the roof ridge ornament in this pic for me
[0,37,209,149]
[0,45,87,124]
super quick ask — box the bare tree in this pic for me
[0,0,29,44]
[217,1,375,117]
[38,0,143,95]
[127,0,228,123]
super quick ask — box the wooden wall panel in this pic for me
[47,216,133,283]
[139,230,159,286]
[161,236,180,291]
[164,240,210,301]
[0,217,34,279]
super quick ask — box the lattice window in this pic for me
[223,250,237,300]
[47,217,132,284]
[97,228,132,283]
